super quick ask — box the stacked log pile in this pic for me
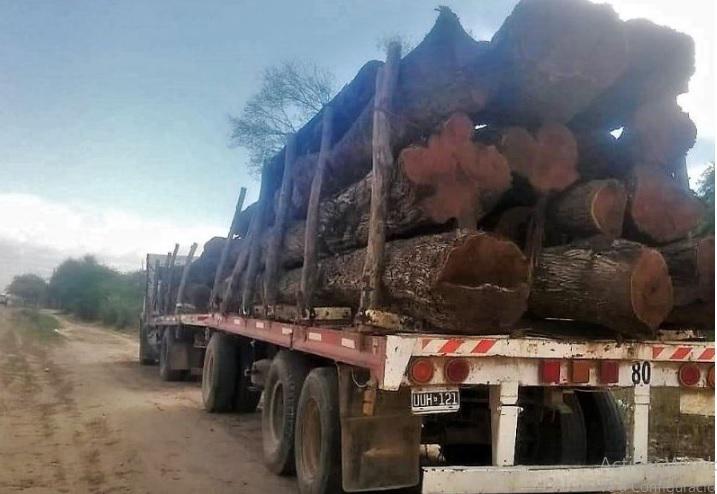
[184,0,712,338]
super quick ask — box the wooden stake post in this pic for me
[150,259,161,315]
[359,41,401,313]
[175,242,198,313]
[263,134,297,315]
[210,187,247,309]
[299,107,333,316]
[221,166,271,314]
[164,244,180,314]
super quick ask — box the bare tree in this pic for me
[230,61,335,175]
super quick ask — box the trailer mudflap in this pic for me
[421,461,715,493]
[338,365,421,492]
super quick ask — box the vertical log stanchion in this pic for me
[263,134,297,315]
[175,242,198,313]
[222,166,271,314]
[163,243,180,314]
[210,187,247,310]
[299,108,333,317]
[359,41,401,313]
[150,259,161,315]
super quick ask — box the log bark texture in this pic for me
[263,114,512,268]
[549,179,627,238]
[619,97,697,171]
[626,165,704,244]
[574,131,624,181]
[487,0,627,124]
[529,238,674,336]
[659,236,714,312]
[274,232,530,333]
[284,7,492,218]
[572,18,695,130]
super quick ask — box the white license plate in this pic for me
[411,387,460,414]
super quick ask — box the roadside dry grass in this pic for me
[9,308,64,344]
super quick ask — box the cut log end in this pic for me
[400,113,512,226]
[436,233,529,328]
[501,123,579,193]
[630,248,673,330]
[629,165,704,243]
[591,180,627,237]
[438,233,528,288]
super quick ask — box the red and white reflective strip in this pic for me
[652,345,715,362]
[418,338,498,355]
[411,336,715,363]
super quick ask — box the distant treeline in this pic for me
[5,255,144,329]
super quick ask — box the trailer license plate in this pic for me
[411,388,460,414]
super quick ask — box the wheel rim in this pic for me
[299,397,321,480]
[269,381,285,445]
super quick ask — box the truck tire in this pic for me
[295,367,342,494]
[262,350,310,475]
[576,390,626,464]
[139,323,156,366]
[234,341,261,413]
[202,332,238,413]
[159,329,187,382]
[517,390,587,465]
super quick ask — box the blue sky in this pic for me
[0,0,714,287]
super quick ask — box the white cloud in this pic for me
[0,192,224,281]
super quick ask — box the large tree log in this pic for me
[574,131,624,181]
[284,7,492,219]
[572,18,695,130]
[548,179,627,238]
[529,238,673,337]
[487,0,627,124]
[493,206,533,247]
[659,236,714,306]
[626,165,704,244]
[273,232,530,333]
[659,236,714,329]
[263,113,512,267]
[500,123,579,193]
[664,304,715,329]
[210,187,247,308]
[619,97,697,172]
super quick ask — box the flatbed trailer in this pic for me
[146,310,715,494]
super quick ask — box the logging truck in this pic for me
[140,252,714,494]
[137,1,715,492]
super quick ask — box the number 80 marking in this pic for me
[631,361,651,385]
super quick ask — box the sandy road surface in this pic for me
[0,307,297,494]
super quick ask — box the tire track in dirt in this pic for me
[1,309,297,494]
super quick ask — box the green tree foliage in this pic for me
[48,255,143,329]
[6,273,48,306]
[230,61,334,175]
[696,163,714,234]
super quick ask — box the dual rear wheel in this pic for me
[261,351,342,494]
[201,332,261,413]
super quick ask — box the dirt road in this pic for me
[0,307,297,494]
